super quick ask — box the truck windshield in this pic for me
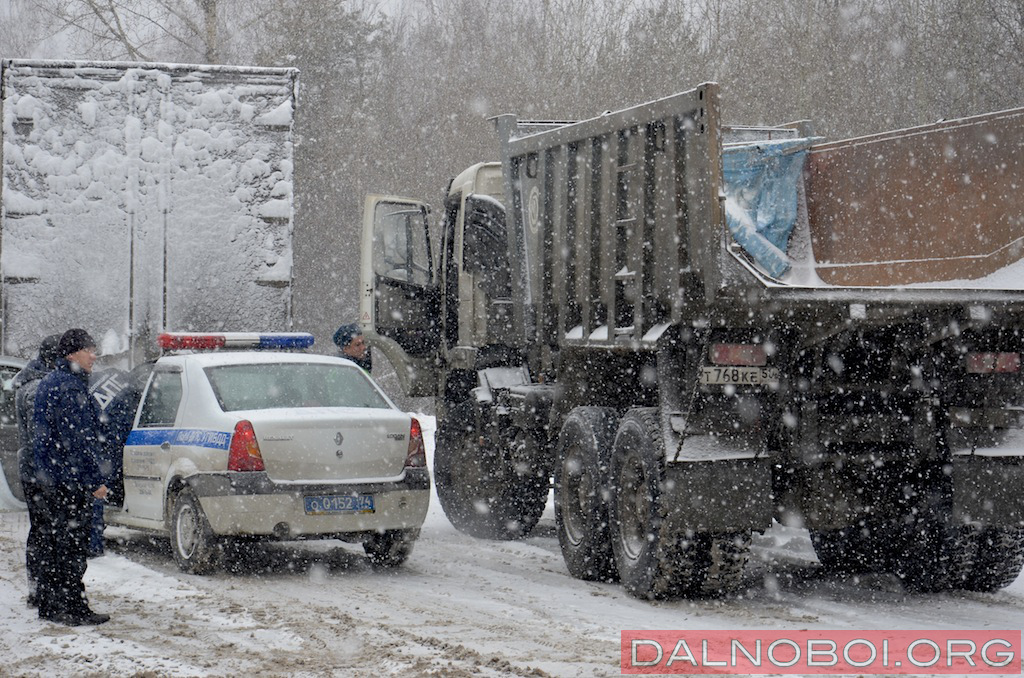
[204,362,391,411]
[373,202,432,285]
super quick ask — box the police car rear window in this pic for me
[203,362,391,412]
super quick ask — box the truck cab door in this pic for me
[360,196,441,397]
[460,194,515,348]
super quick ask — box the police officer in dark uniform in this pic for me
[32,329,111,626]
[333,322,372,372]
[13,333,62,608]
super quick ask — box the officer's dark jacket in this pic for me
[32,358,104,490]
[14,358,51,484]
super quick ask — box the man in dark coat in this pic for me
[86,364,143,553]
[32,328,111,626]
[333,322,372,372]
[13,333,62,607]
[92,361,153,508]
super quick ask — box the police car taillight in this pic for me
[405,418,426,468]
[966,352,1020,374]
[228,420,265,472]
[158,332,315,351]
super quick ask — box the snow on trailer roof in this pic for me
[2,58,298,79]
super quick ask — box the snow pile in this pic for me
[906,256,1024,290]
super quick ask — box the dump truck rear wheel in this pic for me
[956,527,1024,592]
[609,408,749,599]
[554,407,619,582]
[810,519,886,574]
[434,401,548,540]
[891,485,957,592]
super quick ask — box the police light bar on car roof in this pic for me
[157,332,315,351]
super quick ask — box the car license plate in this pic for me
[304,494,375,515]
[699,366,780,385]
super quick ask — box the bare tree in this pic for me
[249,0,391,335]
[28,0,229,62]
[0,0,52,57]
[986,0,1024,97]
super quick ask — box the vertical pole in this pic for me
[162,207,168,333]
[128,210,135,366]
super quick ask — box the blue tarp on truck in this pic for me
[722,137,814,278]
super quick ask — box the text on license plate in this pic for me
[699,366,780,385]
[304,494,375,515]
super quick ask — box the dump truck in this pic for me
[360,83,1024,598]
[0,59,298,502]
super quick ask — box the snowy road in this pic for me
[1,419,1023,677]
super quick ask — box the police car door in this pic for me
[123,366,184,523]
[0,360,26,502]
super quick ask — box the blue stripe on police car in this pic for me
[126,429,232,450]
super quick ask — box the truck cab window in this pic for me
[373,202,431,285]
[462,195,512,300]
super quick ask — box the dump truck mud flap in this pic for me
[952,455,1024,528]
[659,458,773,533]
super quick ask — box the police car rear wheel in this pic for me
[170,489,220,574]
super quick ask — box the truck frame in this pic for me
[361,84,1024,598]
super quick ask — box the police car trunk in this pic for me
[111,333,429,542]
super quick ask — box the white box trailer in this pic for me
[0,59,297,503]
[0,59,298,366]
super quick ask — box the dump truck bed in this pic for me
[805,107,1024,287]
[495,83,1024,349]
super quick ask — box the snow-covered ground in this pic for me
[1,417,1022,677]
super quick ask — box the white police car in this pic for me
[103,332,430,574]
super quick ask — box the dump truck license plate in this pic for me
[699,366,780,385]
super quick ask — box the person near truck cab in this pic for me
[333,323,372,372]
[32,328,111,626]
[86,366,134,557]
[92,362,152,508]
[13,333,62,608]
